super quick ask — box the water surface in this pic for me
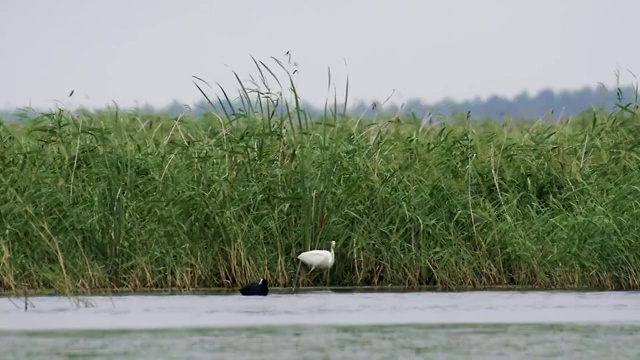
[1,290,639,359]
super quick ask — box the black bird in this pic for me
[239,278,269,296]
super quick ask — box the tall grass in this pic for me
[1,57,640,295]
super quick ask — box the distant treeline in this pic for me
[1,84,637,122]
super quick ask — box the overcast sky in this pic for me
[1,0,639,111]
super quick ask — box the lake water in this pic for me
[1,290,640,359]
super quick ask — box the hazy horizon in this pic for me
[2,0,639,112]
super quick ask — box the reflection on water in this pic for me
[1,291,640,359]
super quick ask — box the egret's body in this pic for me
[239,278,269,296]
[297,241,336,273]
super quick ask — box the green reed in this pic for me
[0,57,639,296]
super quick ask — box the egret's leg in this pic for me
[325,269,330,288]
[300,266,313,286]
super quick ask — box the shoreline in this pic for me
[1,285,635,298]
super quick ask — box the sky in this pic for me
[1,0,639,111]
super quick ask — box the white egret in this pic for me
[297,241,336,273]
[239,278,269,296]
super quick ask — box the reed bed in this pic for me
[1,59,639,296]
